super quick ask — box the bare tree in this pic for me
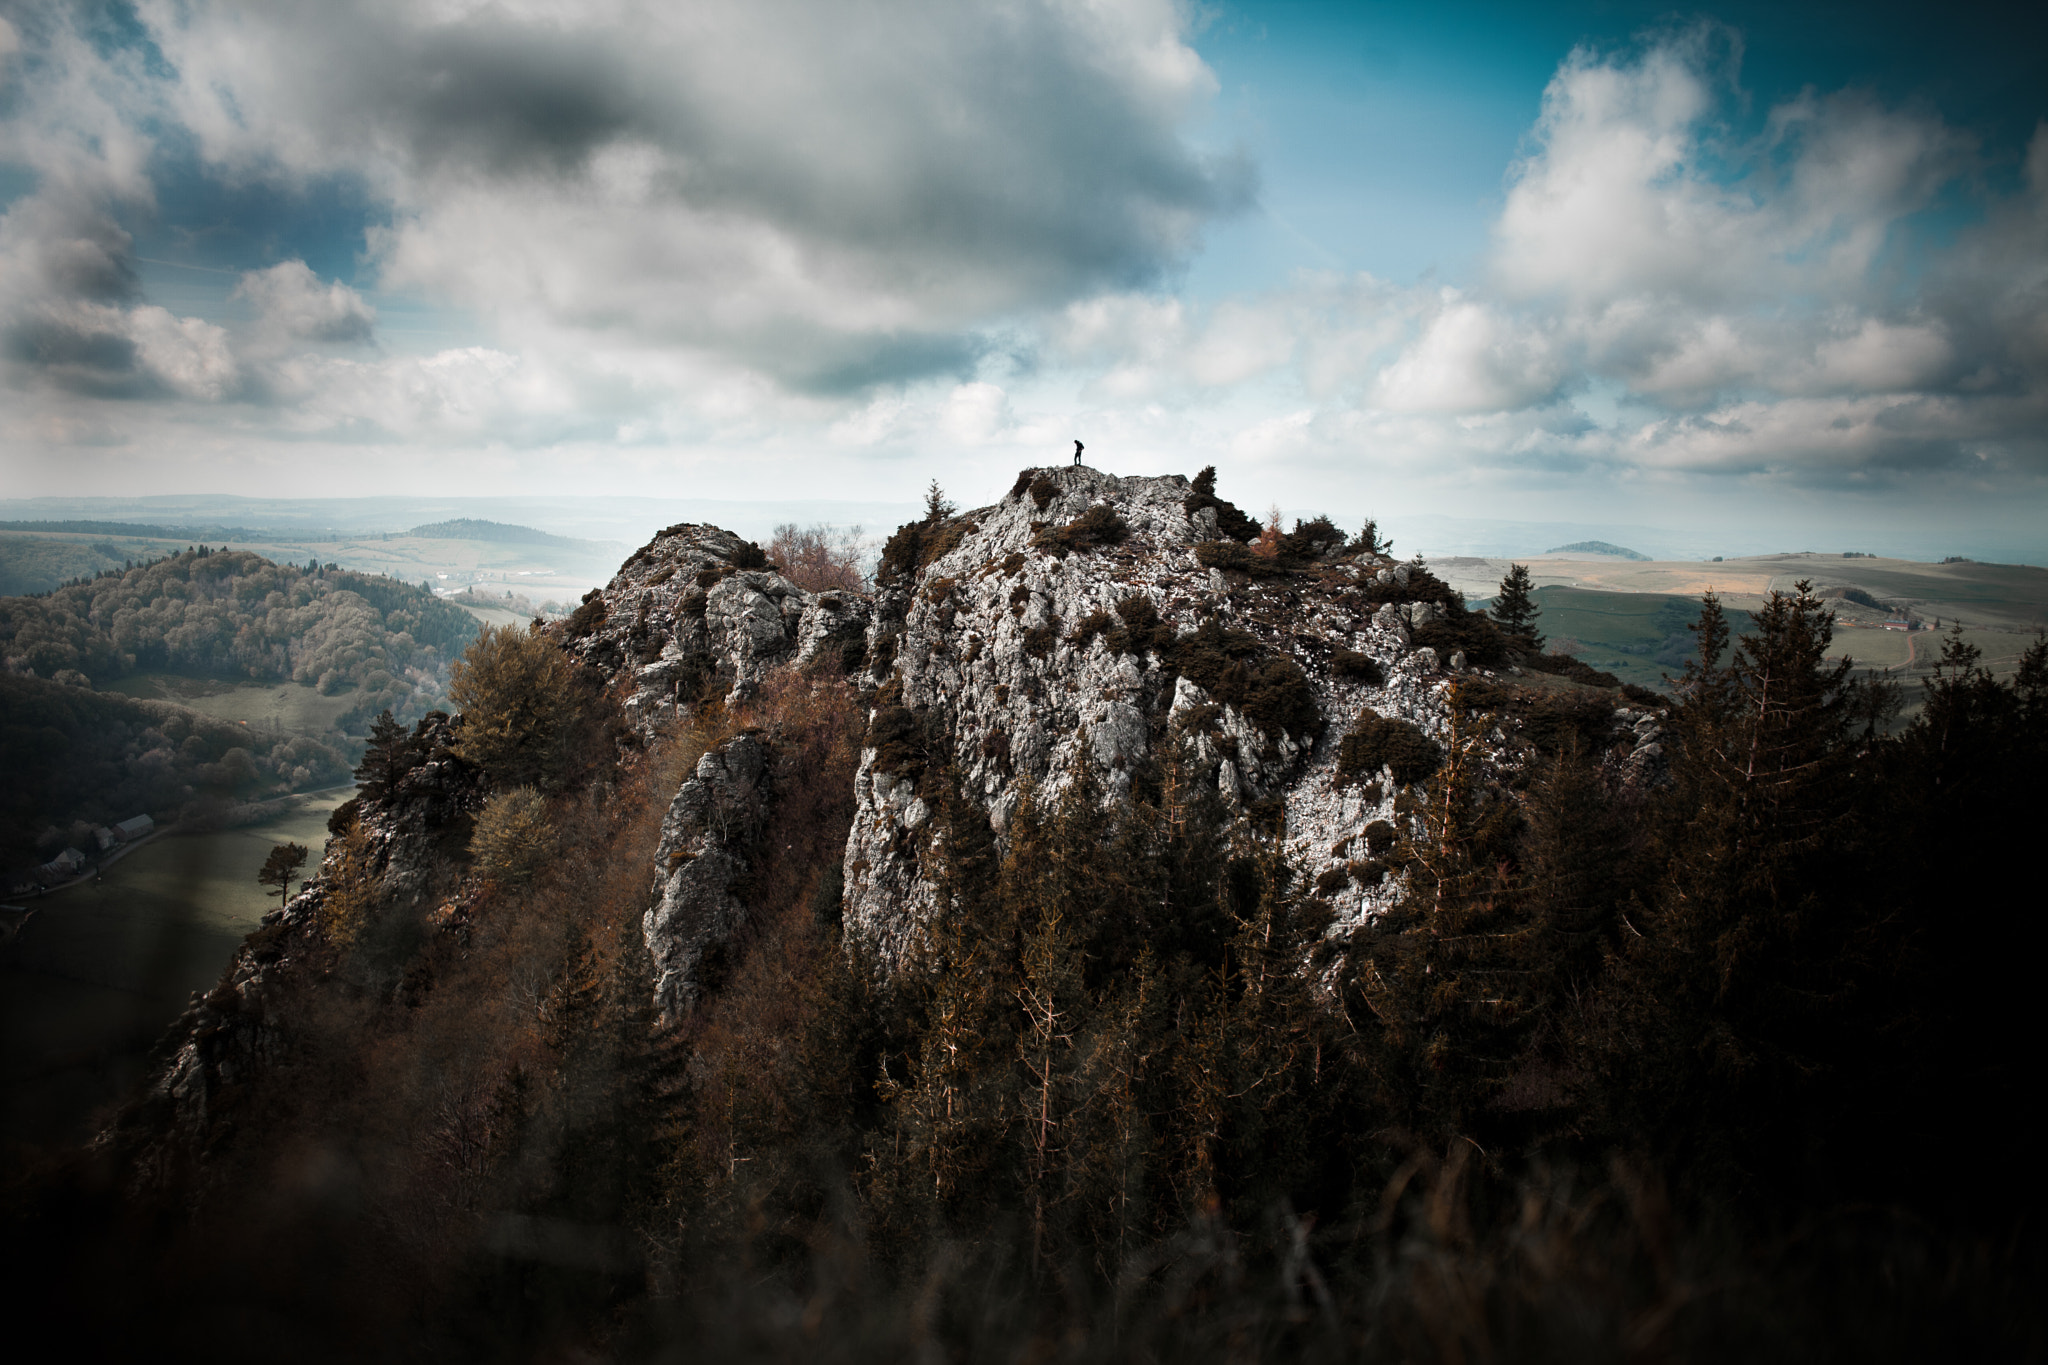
[767,522,868,593]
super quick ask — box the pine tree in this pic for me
[353,708,411,802]
[1488,563,1543,653]
[1354,682,1525,1140]
[256,841,308,909]
[1590,582,1872,1188]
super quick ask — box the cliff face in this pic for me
[835,466,1452,961]
[114,468,1668,1138]
[106,712,482,1166]
[560,521,871,730]
[557,468,1672,988]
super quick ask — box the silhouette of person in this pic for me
[1073,439,1084,466]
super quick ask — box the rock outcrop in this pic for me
[561,522,870,732]
[645,732,772,1019]
[834,466,1454,961]
[105,713,483,1166]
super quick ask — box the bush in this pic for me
[469,786,556,885]
[1182,465,1261,542]
[450,623,584,789]
[1107,595,1175,656]
[878,515,974,585]
[1169,618,1319,741]
[1276,515,1344,562]
[866,704,925,778]
[1523,652,1625,688]
[564,589,608,638]
[1336,711,1440,787]
[767,523,866,593]
[1195,540,1290,578]
[1412,602,1514,668]
[1068,610,1115,649]
[1031,505,1128,558]
[1331,650,1384,685]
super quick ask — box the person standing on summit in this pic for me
[1073,440,1084,466]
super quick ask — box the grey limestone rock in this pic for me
[565,523,873,731]
[838,465,1457,963]
[645,733,771,1020]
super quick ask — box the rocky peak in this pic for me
[841,466,1458,963]
[562,521,872,732]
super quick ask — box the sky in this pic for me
[1,0,2045,559]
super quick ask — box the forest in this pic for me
[8,547,2042,1361]
[0,544,478,725]
[0,545,479,874]
[0,671,355,872]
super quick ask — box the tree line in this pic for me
[0,544,479,730]
[11,575,2043,1361]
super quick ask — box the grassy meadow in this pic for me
[0,790,348,1149]
[102,671,367,737]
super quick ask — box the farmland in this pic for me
[0,789,349,1147]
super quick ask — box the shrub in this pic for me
[1182,465,1261,542]
[1331,650,1384,685]
[1412,603,1513,668]
[564,589,608,638]
[1277,515,1344,562]
[1195,540,1290,578]
[470,786,556,885]
[866,705,925,778]
[878,515,974,585]
[1031,505,1127,557]
[1107,595,1174,656]
[449,623,584,789]
[1168,618,1319,741]
[1523,652,1624,688]
[1068,610,1115,649]
[1336,711,1439,787]
[768,522,866,593]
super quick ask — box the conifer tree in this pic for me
[1488,563,1543,652]
[256,841,308,909]
[1592,582,1872,1185]
[1355,683,1525,1139]
[353,708,412,802]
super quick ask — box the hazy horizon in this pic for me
[9,488,2043,570]
[3,2,2043,558]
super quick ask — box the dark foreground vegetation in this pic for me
[4,580,2044,1362]
[0,671,354,870]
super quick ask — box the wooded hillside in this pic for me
[0,545,478,728]
[20,572,2040,1362]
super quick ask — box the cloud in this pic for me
[3,10,2044,523]
[128,0,1248,390]
[233,261,376,346]
[1371,292,1566,414]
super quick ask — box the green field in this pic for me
[0,790,348,1148]
[1511,587,1757,693]
[102,671,367,738]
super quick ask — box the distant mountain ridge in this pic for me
[404,518,605,553]
[0,519,277,542]
[1549,539,1650,560]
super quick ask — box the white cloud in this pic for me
[233,261,377,346]
[1372,292,1565,414]
[129,0,1247,390]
